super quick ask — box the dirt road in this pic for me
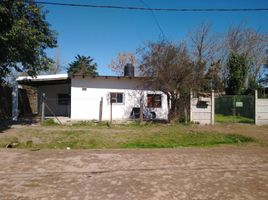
[0,147,267,200]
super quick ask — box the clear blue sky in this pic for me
[42,0,268,75]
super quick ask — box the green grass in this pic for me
[0,122,256,149]
[41,118,59,126]
[71,120,109,128]
[121,131,254,148]
[215,114,254,124]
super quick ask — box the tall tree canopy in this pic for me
[0,0,57,83]
[140,41,195,121]
[222,24,268,92]
[226,53,248,95]
[67,55,98,76]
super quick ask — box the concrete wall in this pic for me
[190,91,214,125]
[71,77,168,121]
[38,84,71,116]
[190,97,212,125]
[255,90,268,125]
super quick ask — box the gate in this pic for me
[215,95,255,124]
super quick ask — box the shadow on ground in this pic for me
[0,117,39,133]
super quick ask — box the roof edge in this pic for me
[17,74,146,82]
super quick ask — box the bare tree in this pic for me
[190,23,215,62]
[224,23,268,88]
[139,40,196,122]
[189,22,221,90]
[109,52,137,75]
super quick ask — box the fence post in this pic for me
[41,93,46,122]
[140,95,144,123]
[190,89,193,122]
[12,83,19,121]
[255,90,258,125]
[99,97,103,122]
[211,90,215,125]
[110,96,113,125]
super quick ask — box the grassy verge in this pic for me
[0,122,256,149]
[215,114,254,124]
[121,132,254,148]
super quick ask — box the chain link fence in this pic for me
[215,95,255,124]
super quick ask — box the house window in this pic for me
[147,94,161,108]
[110,92,124,104]
[58,94,70,105]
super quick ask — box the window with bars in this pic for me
[110,92,124,104]
[147,94,161,108]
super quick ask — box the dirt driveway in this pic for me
[0,147,267,200]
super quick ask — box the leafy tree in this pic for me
[226,53,248,95]
[0,0,57,83]
[67,55,98,76]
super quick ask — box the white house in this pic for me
[16,72,169,121]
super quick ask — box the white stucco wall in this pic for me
[71,77,168,121]
[38,84,71,116]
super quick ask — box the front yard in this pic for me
[1,121,267,149]
[0,121,268,199]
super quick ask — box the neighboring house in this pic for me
[16,69,168,121]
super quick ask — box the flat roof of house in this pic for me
[17,74,68,81]
[17,74,70,86]
[17,74,145,86]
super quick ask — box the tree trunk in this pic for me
[168,97,180,123]
[167,95,171,122]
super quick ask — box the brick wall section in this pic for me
[20,86,38,115]
[0,85,38,119]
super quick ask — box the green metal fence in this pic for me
[215,95,255,124]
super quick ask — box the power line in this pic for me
[25,1,268,12]
[139,0,167,40]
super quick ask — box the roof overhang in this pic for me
[17,74,70,87]
[71,74,146,80]
[17,74,147,87]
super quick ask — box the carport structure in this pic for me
[13,74,71,120]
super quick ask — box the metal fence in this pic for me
[42,98,71,118]
[215,95,255,123]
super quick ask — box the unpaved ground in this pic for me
[0,147,267,200]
